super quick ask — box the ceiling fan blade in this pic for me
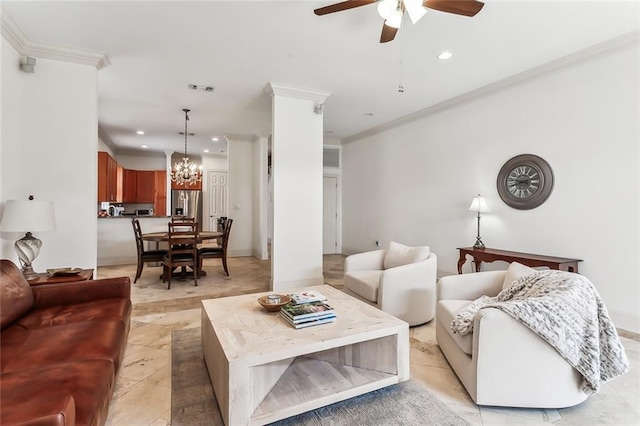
[380,23,398,43]
[314,0,377,16]
[422,0,484,17]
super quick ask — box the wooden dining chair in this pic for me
[162,222,199,289]
[171,216,196,223]
[132,219,168,283]
[198,218,233,277]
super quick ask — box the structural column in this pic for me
[265,83,331,291]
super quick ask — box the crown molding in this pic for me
[1,7,110,70]
[343,30,639,143]
[97,126,119,153]
[265,82,331,103]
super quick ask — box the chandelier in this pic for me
[171,108,202,186]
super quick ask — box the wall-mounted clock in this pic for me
[497,154,554,210]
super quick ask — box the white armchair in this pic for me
[436,263,589,408]
[343,242,437,326]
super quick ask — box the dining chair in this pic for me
[162,222,199,289]
[132,219,168,283]
[171,216,196,223]
[198,218,233,277]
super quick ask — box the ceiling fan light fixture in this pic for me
[377,0,397,20]
[386,9,403,29]
[404,0,427,24]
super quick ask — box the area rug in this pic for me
[171,327,469,425]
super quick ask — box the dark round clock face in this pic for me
[497,154,554,210]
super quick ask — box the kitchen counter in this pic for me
[98,216,172,266]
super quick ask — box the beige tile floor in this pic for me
[99,256,640,426]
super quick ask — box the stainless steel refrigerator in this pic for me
[171,189,203,230]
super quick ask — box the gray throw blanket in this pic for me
[451,270,629,394]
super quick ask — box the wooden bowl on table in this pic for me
[257,294,291,312]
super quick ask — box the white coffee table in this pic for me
[201,284,410,425]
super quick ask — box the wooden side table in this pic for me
[29,269,94,286]
[457,247,582,274]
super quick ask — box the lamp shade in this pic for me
[1,199,56,232]
[468,195,489,213]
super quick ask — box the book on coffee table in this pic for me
[288,291,328,305]
[279,311,336,329]
[281,301,335,321]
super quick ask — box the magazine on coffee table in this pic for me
[280,311,336,329]
[287,291,328,305]
[281,301,334,321]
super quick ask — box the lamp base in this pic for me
[15,232,42,281]
[473,238,485,249]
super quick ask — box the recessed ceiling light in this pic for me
[364,112,374,117]
[141,145,148,149]
[437,51,453,60]
[203,149,210,153]
[136,130,145,135]
[212,137,219,142]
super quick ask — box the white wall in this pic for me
[227,137,255,257]
[116,153,166,170]
[342,42,639,332]
[1,38,99,270]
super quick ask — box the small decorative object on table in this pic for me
[46,267,83,277]
[257,294,291,312]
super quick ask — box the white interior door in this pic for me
[323,176,338,254]
[208,171,227,231]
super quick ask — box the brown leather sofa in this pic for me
[0,259,131,426]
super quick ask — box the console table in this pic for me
[457,247,582,274]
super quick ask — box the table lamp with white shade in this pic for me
[468,194,489,249]
[0,196,56,281]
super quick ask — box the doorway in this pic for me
[323,175,338,254]
[208,170,227,231]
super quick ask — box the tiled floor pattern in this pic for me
[100,256,640,425]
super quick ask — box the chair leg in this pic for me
[198,256,203,278]
[193,264,198,286]
[134,261,143,283]
[222,254,229,276]
[165,265,172,289]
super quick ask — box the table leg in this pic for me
[474,260,482,272]
[457,254,466,274]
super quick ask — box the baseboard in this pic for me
[227,249,254,258]
[271,276,324,292]
[609,309,640,335]
[97,256,136,267]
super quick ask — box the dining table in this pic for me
[141,230,223,278]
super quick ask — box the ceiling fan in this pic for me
[314,0,484,43]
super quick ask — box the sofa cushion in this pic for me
[502,261,536,290]
[0,360,115,426]
[344,270,382,303]
[1,320,127,374]
[13,298,131,330]
[437,299,473,355]
[383,241,430,270]
[0,259,35,330]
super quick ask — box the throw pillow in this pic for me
[383,241,430,270]
[502,261,536,290]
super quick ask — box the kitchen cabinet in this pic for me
[136,171,155,203]
[97,152,120,202]
[123,169,137,203]
[154,170,167,216]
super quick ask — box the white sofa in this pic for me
[436,263,589,408]
[343,242,437,326]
